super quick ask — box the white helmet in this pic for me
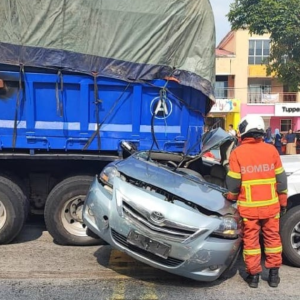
[238,115,265,137]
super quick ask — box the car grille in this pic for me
[122,201,197,241]
[111,229,184,267]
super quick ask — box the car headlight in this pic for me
[212,216,239,239]
[99,166,120,187]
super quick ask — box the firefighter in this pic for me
[225,115,288,288]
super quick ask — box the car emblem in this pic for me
[150,211,165,224]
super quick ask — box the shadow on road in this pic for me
[93,247,246,288]
[12,214,46,244]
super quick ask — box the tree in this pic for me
[228,0,300,91]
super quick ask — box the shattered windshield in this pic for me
[186,127,235,158]
[135,127,234,160]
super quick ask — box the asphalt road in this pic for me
[0,217,299,300]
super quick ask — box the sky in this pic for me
[210,0,235,45]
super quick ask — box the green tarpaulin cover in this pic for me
[0,0,216,103]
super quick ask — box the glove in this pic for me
[223,191,237,201]
[222,192,228,198]
[278,193,287,207]
[280,206,287,217]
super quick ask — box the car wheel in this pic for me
[44,175,105,246]
[280,206,300,267]
[0,176,28,244]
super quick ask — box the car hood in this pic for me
[115,156,235,216]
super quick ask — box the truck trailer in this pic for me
[0,0,216,245]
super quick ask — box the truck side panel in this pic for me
[0,70,206,154]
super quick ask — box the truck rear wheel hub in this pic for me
[61,196,87,236]
[0,200,7,229]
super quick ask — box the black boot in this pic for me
[246,274,259,288]
[268,268,280,287]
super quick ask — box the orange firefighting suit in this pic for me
[226,137,288,275]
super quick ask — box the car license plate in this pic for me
[127,230,171,259]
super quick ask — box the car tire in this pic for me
[0,176,28,244]
[280,206,300,267]
[44,175,105,246]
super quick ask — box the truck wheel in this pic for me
[280,206,300,267]
[44,175,104,246]
[0,172,30,218]
[0,176,28,244]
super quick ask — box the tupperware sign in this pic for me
[275,103,300,116]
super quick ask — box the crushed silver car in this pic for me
[83,128,241,282]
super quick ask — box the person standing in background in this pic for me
[285,129,297,155]
[202,125,210,142]
[274,128,282,155]
[265,127,273,144]
[228,124,236,136]
[204,125,210,133]
[236,130,242,146]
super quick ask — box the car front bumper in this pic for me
[83,177,241,282]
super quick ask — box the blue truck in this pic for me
[0,0,216,245]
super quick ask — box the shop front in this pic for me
[242,103,300,133]
[241,102,300,154]
[271,103,300,132]
[206,99,241,132]
[272,103,300,154]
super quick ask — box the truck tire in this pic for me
[0,172,30,218]
[44,175,104,246]
[280,206,300,267]
[0,176,28,244]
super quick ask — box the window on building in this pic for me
[247,79,271,103]
[248,40,270,65]
[214,76,228,99]
[280,119,292,132]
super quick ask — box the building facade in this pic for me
[215,30,300,135]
